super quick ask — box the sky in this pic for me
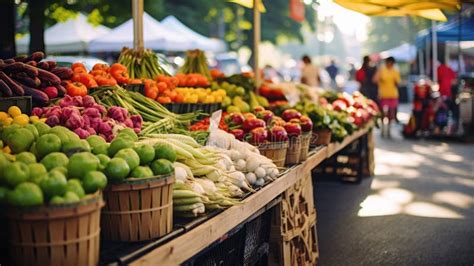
[316,0,370,41]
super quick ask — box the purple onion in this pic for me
[107,106,127,122]
[60,106,80,123]
[59,95,74,107]
[98,121,112,135]
[83,107,101,118]
[74,128,90,139]
[87,127,96,136]
[46,115,60,127]
[134,127,141,134]
[123,118,133,128]
[72,96,83,107]
[92,104,106,115]
[82,95,96,107]
[65,113,84,130]
[89,117,102,131]
[83,115,91,128]
[32,107,43,117]
[130,115,142,129]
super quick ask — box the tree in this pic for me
[365,16,430,54]
[0,0,16,59]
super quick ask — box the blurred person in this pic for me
[437,58,456,99]
[348,63,356,80]
[301,55,320,87]
[356,55,378,102]
[263,64,281,83]
[373,57,400,137]
[326,59,339,90]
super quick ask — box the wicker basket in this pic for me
[6,194,104,266]
[285,136,302,165]
[101,174,174,242]
[258,141,289,167]
[299,132,312,161]
[312,129,332,145]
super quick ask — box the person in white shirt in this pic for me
[301,55,320,87]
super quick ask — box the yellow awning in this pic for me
[228,0,266,12]
[333,0,461,22]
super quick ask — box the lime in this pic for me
[92,143,109,155]
[96,154,110,170]
[66,179,85,198]
[150,159,174,175]
[24,124,39,140]
[28,163,48,184]
[7,182,44,207]
[82,171,107,193]
[117,128,138,141]
[36,133,62,159]
[40,171,68,200]
[0,186,9,203]
[40,152,69,171]
[49,195,65,205]
[6,128,34,154]
[108,137,134,157]
[0,154,11,184]
[114,148,140,170]
[33,122,50,136]
[16,151,37,164]
[48,126,70,143]
[130,166,154,179]
[4,162,30,188]
[50,166,68,176]
[154,143,176,162]
[134,144,155,165]
[104,158,130,182]
[63,191,80,203]
[1,124,19,142]
[86,135,106,149]
[67,152,100,179]
[62,138,90,154]
[0,140,3,149]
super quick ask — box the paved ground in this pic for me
[313,105,474,265]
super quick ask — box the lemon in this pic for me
[39,118,47,123]
[13,114,29,125]
[2,117,13,127]
[8,106,22,117]
[0,112,9,121]
[29,115,40,123]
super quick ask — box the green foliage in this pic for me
[365,16,430,53]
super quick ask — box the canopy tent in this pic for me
[16,14,110,54]
[88,13,195,52]
[415,14,474,47]
[333,0,460,22]
[379,43,417,62]
[161,16,227,53]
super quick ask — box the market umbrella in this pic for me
[333,0,461,22]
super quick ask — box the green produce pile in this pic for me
[118,47,169,79]
[213,80,269,113]
[0,122,175,208]
[178,49,211,80]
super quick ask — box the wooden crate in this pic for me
[269,173,319,266]
[6,194,103,266]
[101,175,174,242]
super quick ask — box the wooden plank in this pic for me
[129,125,373,265]
[130,147,327,266]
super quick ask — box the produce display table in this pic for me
[124,124,374,265]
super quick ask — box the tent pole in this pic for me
[458,4,462,74]
[419,49,425,76]
[253,0,261,88]
[432,20,438,84]
[132,0,144,51]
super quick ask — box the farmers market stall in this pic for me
[0,49,377,265]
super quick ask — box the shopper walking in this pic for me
[373,57,400,137]
[301,55,320,87]
[356,56,378,102]
[326,59,339,90]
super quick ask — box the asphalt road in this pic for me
[313,115,474,265]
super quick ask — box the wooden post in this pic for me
[432,20,438,84]
[253,0,261,87]
[132,0,144,52]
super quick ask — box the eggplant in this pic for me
[55,84,67,96]
[12,72,40,88]
[37,68,61,86]
[20,84,49,105]
[4,59,15,64]
[3,62,38,78]
[29,51,45,62]
[0,71,24,96]
[0,80,13,97]
[26,60,38,67]
[51,67,73,80]
[37,61,50,71]
[46,61,57,70]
